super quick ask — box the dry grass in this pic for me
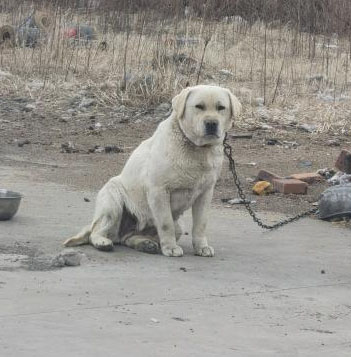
[1,4,351,133]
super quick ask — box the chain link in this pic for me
[223,134,318,230]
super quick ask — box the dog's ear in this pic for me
[226,89,242,119]
[172,87,192,120]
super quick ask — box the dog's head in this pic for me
[172,85,241,146]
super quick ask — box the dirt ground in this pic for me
[0,93,347,219]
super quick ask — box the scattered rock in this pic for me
[298,160,313,168]
[16,139,31,147]
[23,103,36,112]
[79,97,96,109]
[252,181,273,195]
[299,124,317,133]
[61,142,79,153]
[253,97,264,107]
[51,249,83,267]
[179,267,187,272]
[219,69,234,77]
[266,138,281,146]
[282,140,299,148]
[155,102,171,113]
[84,197,90,202]
[150,318,160,323]
[27,80,44,90]
[327,139,340,147]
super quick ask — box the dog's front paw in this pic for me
[194,246,214,257]
[161,244,183,257]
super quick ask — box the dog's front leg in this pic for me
[192,187,215,257]
[148,188,183,257]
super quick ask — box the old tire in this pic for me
[0,25,16,47]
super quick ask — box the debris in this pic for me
[327,139,340,147]
[298,160,313,168]
[273,178,308,194]
[244,162,257,167]
[228,198,256,205]
[288,173,323,184]
[89,145,124,154]
[83,197,90,202]
[79,98,96,109]
[317,168,331,178]
[155,102,171,113]
[335,149,351,174]
[256,169,281,183]
[172,317,190,322]
[150,318,160,323]
[52,249,83,267]
[299,124,317,133]
[23,103,36,112]
[219,69,234,77]
[16,139,30,147]
[179,267,187,272]
[259,123,272,130]
[61,142,79,153]
[252,181,273,195]
[230,133,253,139]
[253,97,264,107]
[266,139,281,146]
[282,141,299,148]
[321,269,326,274]
[328,171,351,186]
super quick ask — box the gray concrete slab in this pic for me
[1,165,351,356]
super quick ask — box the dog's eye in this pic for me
[195,104,205,110]
[217,105,225,111]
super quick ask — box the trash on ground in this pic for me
[328,171,351,186]
[317,168,336,180]
[252,181,273,195]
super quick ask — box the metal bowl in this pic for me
[319,184,351,220]
[0,189,22,221]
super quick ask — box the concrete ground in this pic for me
[1,164,351,357]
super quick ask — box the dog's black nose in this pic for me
[205,120,218,136]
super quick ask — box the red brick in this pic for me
[256,169,282,183]
[335,149,351,174]
[273,178,308,194]
[287,173,323,184]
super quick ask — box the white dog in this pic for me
[64,85,241,257]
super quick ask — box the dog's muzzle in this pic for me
[204,120,219,136]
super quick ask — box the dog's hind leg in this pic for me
[63,225,91,247]
[89,215,117,251]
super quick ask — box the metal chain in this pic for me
[223,134,318,230]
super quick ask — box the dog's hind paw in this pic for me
[161,244,183,257]
[135,239,160,254]
[194,246,214,257]
[91,237,114,251]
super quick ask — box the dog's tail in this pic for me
[63,225,91,247]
